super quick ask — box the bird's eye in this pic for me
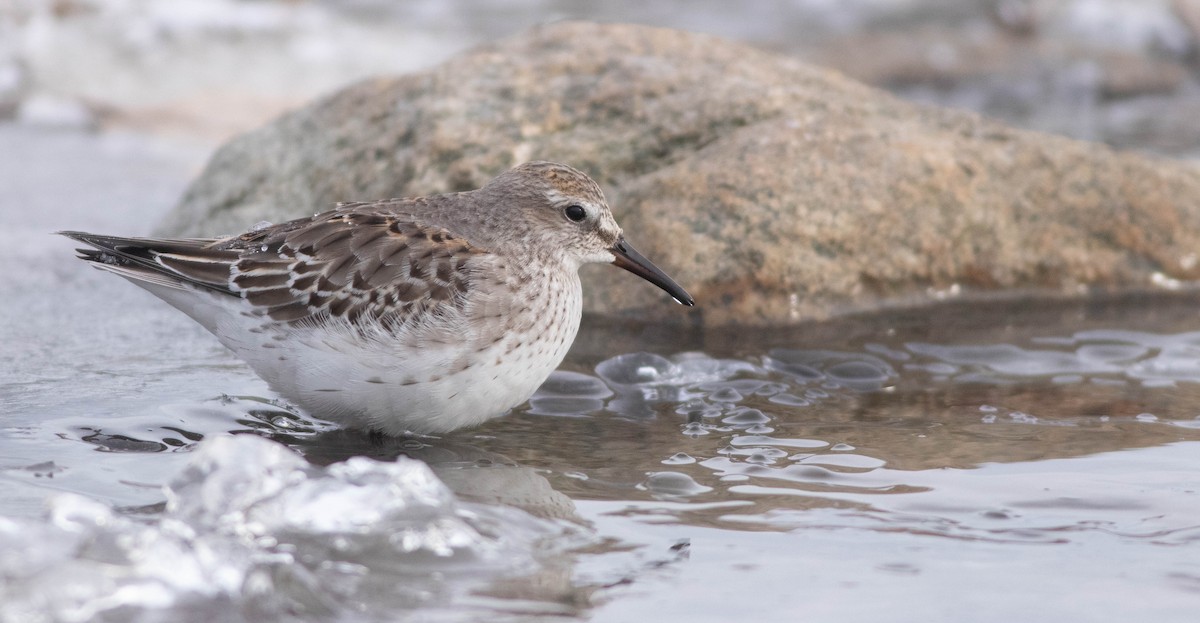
[564,205,587,222]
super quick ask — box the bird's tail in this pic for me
[59,231,238,295]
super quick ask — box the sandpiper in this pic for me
[62,162,693,434]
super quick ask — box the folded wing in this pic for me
[61,204,485,330]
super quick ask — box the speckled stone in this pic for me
[159,21,1200,326]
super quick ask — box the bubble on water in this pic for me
[674,399,722,420]
[698,379,769,394]
[596,352,760,390]
[768,393,810,407]
[662,453,697,465]
[766,349,895,390]
[744,424,775,434]
[904,362,960,375]
[753,382,788,396]
[673,351,761,380]
[529,372,613,415]
[1076,343,1149,363]
[728,446,789,463]
[641,472,713,498]
[730,435,827,449]
[722,408,771,426]
[681,422,710,437]
[535,371,613,399]
[525,397,604,417]
[825,360,893,391]
[979,405,998,413]
[596,352,766,410]
[606,395,658,419]
[954,372,1019,385]
[864,343,912,361]
[708,387,743,403]
[906,342,1120,377]
[763,357,823,381]
[250,221,273,232]
[799,453,885,470]
[830,443,855,451]
[596,352,674,387]
[745,452,777,465]
[1135,413,1158,422]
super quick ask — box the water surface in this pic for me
[3,126,1200,622]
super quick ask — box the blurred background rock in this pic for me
[3,0,1200,158]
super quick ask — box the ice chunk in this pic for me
[0,435,568,622]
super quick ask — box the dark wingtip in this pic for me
[57,230,88,242]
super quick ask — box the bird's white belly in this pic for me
[287,338,568,434]
[216,307,578,435]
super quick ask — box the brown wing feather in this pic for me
[65,203,485,330]
[225,207,484,325]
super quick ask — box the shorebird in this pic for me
[62,161,693,435]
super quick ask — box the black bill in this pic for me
[609,237,695,306]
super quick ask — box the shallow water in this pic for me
[3,126,1200,622]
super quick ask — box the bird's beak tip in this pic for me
[609,238,695,307]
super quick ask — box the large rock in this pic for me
[159,21,1200,327]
